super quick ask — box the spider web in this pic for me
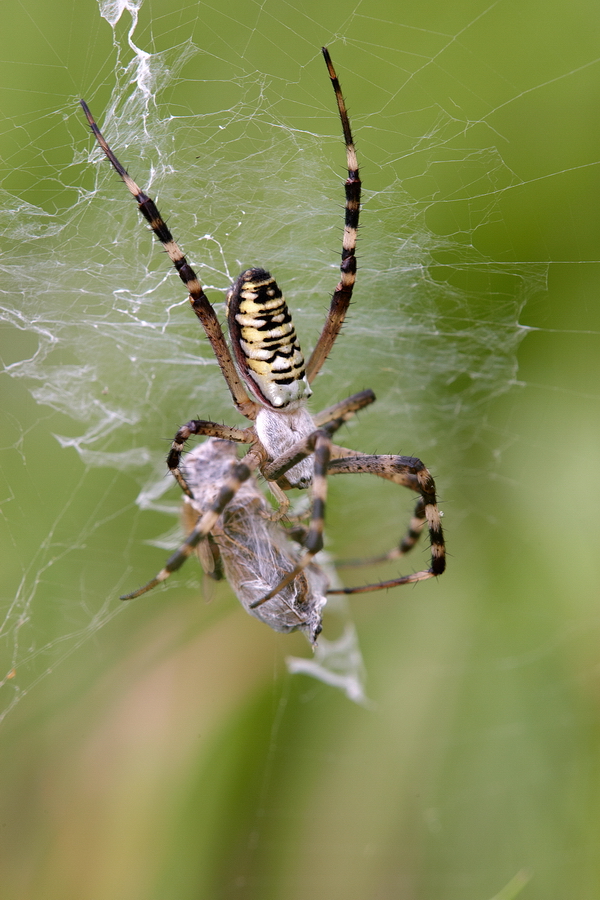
[0,0,585,725]
[5,2,600,897]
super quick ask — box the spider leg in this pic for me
[312,389,375,427]
[167,419,255,498]
[325,454,445,594]
[250,431,331,608]
[306,48,360,383]
[327,443,426,560]
[121,448,263,600]
[181,500,225,580]
[263,480,291,521]
[80,100,257,420]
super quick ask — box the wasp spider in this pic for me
[81,48,446,609]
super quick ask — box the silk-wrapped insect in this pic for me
[179,438,327,645]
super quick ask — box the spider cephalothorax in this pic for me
[81,47,445,623]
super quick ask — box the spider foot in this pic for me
[327,565,443,596]
[120,569,169,601]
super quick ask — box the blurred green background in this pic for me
[1,1,600,898]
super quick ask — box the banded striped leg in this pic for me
[80,101,258,420]
[167,419,255,497]
[326,443,427,563]
[306,48,361,383]
[250,431,332,608]
[312,389,375,428]
[325,454,445,594]
[121,447,264,600]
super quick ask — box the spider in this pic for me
[80,47,445,607]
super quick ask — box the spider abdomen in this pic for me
[227,268,312,409]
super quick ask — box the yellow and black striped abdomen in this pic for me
[227,268,312,409]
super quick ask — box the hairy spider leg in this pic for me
[306,48,361,382]
[80,99,257,420]
[167,420,255,498]
[326,441,427,565]
[324,453,445,593]
[120,447,264,600]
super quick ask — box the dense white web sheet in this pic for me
[2,0,588,720]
